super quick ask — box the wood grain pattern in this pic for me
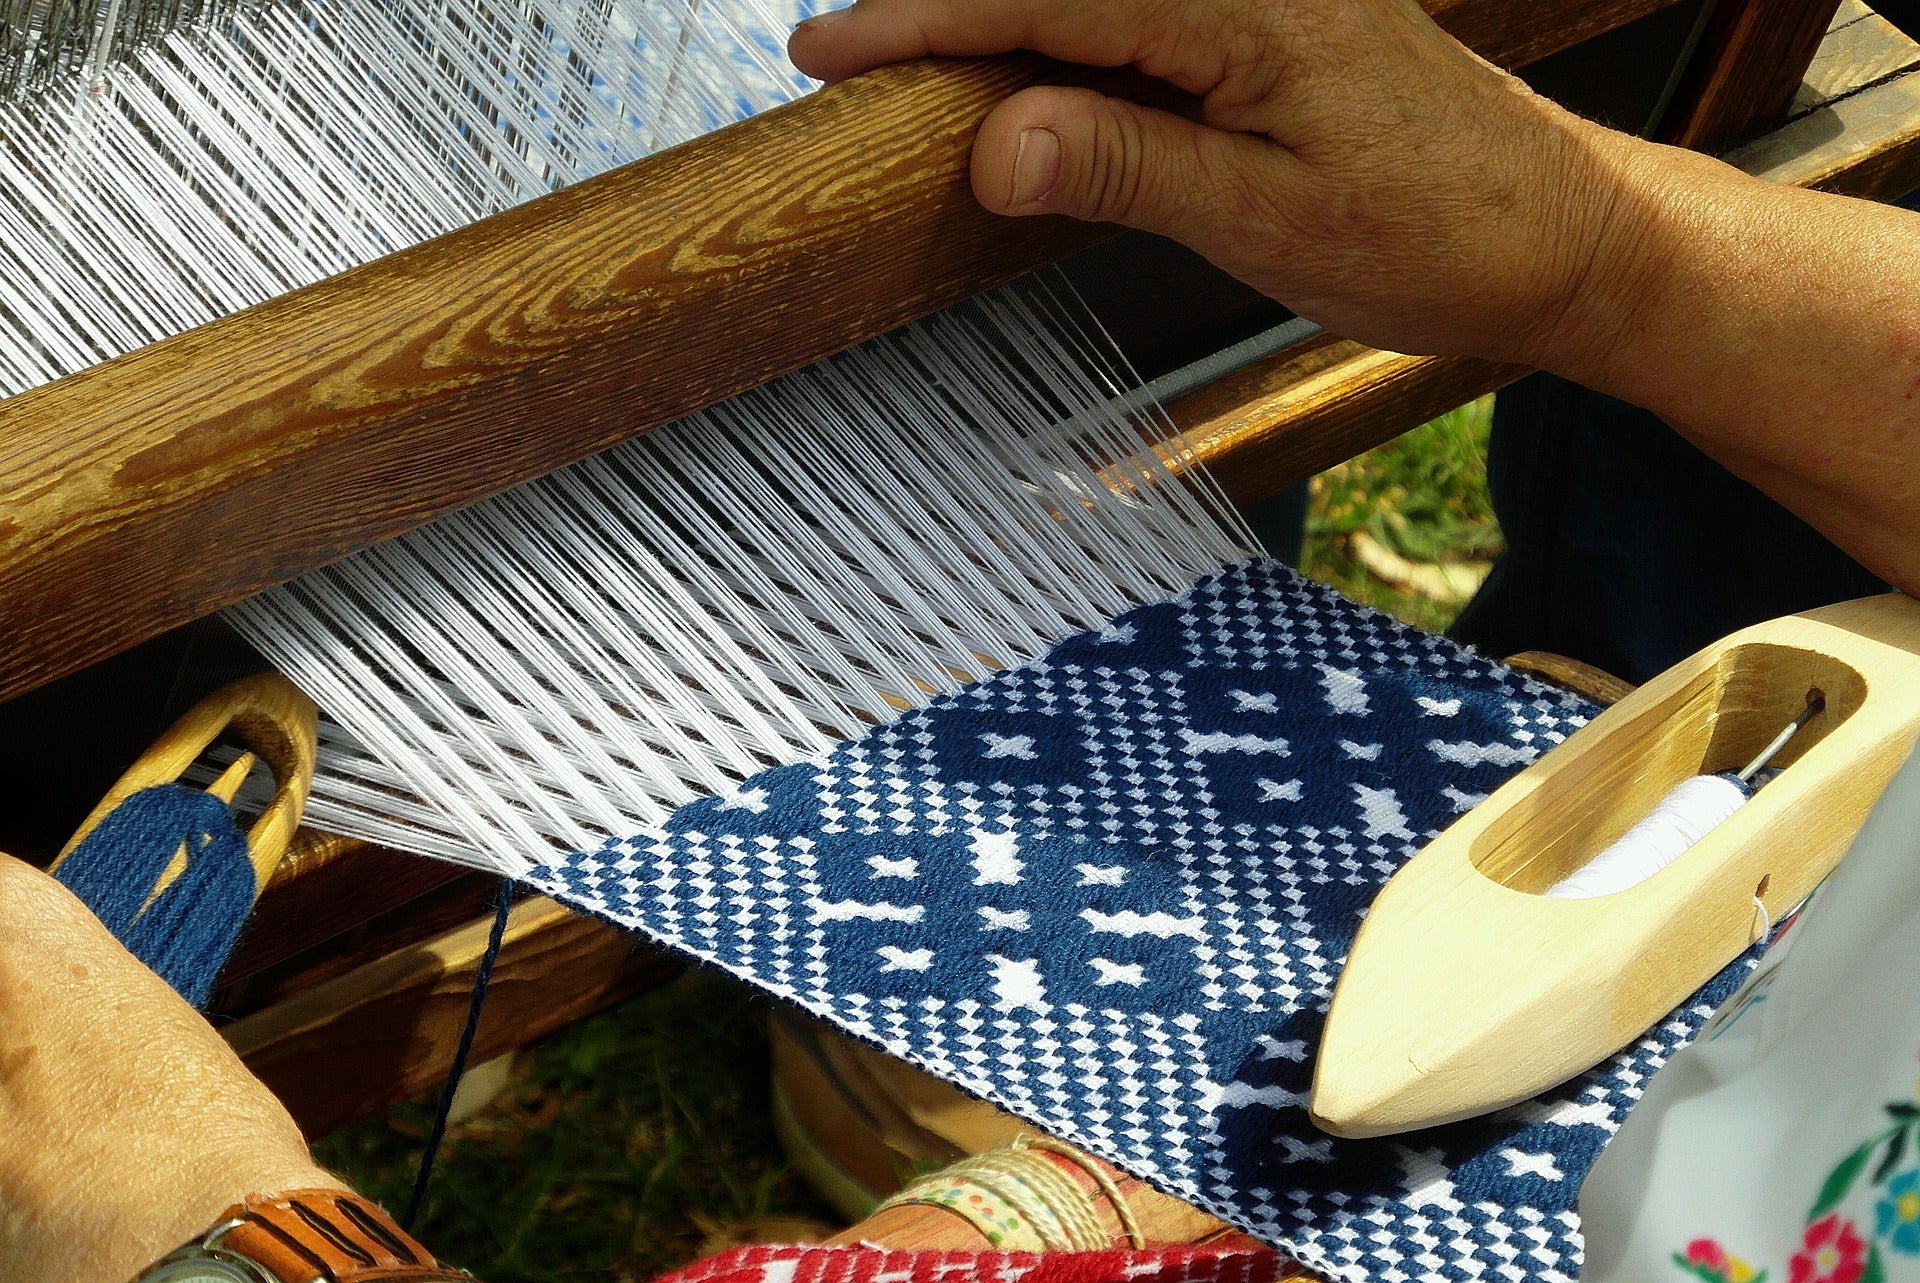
[1168,337,1526,507]
[1311,595,1920,1137]
[1503,650,1637,706]
[0,0,1703,707]
[0,54,1118,704]
[1728,59,1920,199]
[1659,0,1845,151]
[225,894,681,1138]
[1794,6,1920,114]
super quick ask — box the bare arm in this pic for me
[791,0,1920,593]
[1545,146,1920,591]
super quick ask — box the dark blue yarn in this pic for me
[55,783,257,1008]
[403,877,515,1230]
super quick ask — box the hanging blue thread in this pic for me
[403,876,515,1230]
[55,783,257,1008]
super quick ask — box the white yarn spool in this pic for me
[1545,774,1751,900]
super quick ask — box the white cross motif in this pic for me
[985,954,1047,1012]
[1255,1035,1309,1062]
[1230,689,1281,713]
[1278,1136,1336,1164]
[1318,664,1371,715]
[1352,783,1416,842]
[1181,729,1290,755]
[1081,908,1205,939]
[715,786,770,812]
[1429,737,1534,768]
[1499,1149,1566,1182]
[1196,1079,1306,1112]
[981,732,1038,760]
[978,906,1031,931]
[1089,957,1147,987]
[808,898,924,923]
[877,946,934,972]
[1257,778,1304,803]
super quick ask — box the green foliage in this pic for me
[1813,1140,1880,1221]
[315,968,836,1282]
[1302,395,1503,633]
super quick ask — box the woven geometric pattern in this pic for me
[531,560,1752,1282]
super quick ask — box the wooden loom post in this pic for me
[1658,0,1846,152]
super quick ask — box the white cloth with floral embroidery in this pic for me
[1579,746,1920,1283]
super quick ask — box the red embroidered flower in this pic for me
[1790,1216,1867,1283]
[1687,1241,1733,1277]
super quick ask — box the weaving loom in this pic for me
[4,0,1920,1269]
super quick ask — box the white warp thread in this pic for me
[1545,774,1749,900]
[0,0,824,394]
[229,276,1255,874]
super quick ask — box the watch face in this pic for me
[141,1258,264,1283]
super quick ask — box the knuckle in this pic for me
[1078,101,1149,223]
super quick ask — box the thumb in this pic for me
[971,85,1295,253]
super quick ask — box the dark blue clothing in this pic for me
[1447,374,1887,684]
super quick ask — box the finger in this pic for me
[789,0,1228,91]
[970,85,1299,262]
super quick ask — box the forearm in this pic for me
[1537,129,1920,592]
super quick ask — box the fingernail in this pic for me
[794,4,851,32]
[1009,128,1061,208]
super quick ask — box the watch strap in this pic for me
[210,1190,471,1282]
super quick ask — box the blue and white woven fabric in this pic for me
[529,559,1752,1283]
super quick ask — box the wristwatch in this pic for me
[134,1189,475,1282]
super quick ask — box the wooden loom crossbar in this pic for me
[0,0,1790,706]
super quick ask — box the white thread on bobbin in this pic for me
[1545,774,1751,900]
[1544,692,1823,901]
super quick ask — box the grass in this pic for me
[314,968,839,1282]
[1301,395,1502,632]
[314,396,1504,1278]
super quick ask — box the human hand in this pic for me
[788,0,1654,369]
[0,854,343,1283]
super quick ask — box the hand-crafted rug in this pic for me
[527,558,1753,1283]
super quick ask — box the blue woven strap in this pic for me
[55,783,256,1008]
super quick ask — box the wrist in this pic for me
[1517,121,1739,392]
[25,1162,351,1283]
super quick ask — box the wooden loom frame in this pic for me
[4,0,1919,1146]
